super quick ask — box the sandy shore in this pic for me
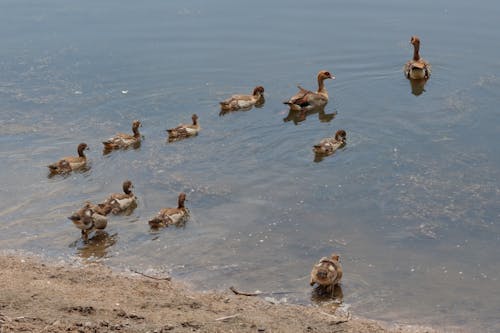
[0,255,437,333]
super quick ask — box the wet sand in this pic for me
[0,255,439,333]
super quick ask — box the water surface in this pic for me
[1,0,499,331]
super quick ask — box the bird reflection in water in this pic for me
[310,283,344,304]
[408,78,428,96]
[75,232,118,260]
[283,106,336,125]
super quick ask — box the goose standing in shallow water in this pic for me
[102,120,142,151]
[219,86,265,114]
[313,129,347,155]
[101,180,138,215]
[149,193,189,228]
[284,71,334,111]
[310,253,343,295]
[68,203,108,242]
[48,143,89,174]
[404,36,431,80]
[167,114,200,141]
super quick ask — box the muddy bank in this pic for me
[0,255,437,333]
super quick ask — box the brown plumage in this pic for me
[149,192,189,228]
[310,253,343,294]
[404,36,431,80]
[68,202,108,242]
[167,114,200,141]
[102,120,142,151]
[284,71,334,111]
[101,180,137,215]
[48,143,89,174]
[219,86,265,113]
[313,129,347,155]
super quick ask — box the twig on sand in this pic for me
[318,310,352,324]
[215,314,240,321]
[229,286,261,296]
[229,286,294,297]
[131,269,171,281]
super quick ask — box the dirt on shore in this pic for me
[0,255,436,333]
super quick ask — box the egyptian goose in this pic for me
[68,203,108,242]
[102,120,142,151]
[313,129,347,155]
[167,114,200,141]
[48,143,89,174]
[404,36,431,80]
[284,71,334,111]
[219,86,265,113]
[310,253,343,294]
[101,180,137,215]
[148,192,189,228]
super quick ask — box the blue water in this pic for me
[1,0,499,331]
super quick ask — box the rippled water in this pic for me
[1,0,499,331]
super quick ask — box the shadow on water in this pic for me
[283,106,337,125]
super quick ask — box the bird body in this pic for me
[48,143,89,174]
[220,86,265,112]
[149,193,189,228]
[102,120,142,151]
[167,114,200,141]
[284,71,334,111]
[404,36,431,80]
[310,253,343,294]
[313,129,347,155]
[102,180,137,215]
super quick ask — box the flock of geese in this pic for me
[47,36,430,290]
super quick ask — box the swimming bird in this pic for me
[101,180,137,215]
[284,71,334,111]
[102,120,142,151]
[404,36,431,80]
[148,192,189,228]
[68,203,108,242]
[313,129,347,155]
[167,114,200,141]
[47,143,89,174]
[310,253,343,295]
[219,86,265,113]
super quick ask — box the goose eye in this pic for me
[325,72,330,76]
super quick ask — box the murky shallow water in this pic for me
[1,0,499,331]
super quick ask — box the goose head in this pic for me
[178,192,187,208]
[191,114,199,125]
[318,70,335,81]
[77,143,89,157]
[334,129,347,143]
[252,86,265,97]
[122,180,133,195]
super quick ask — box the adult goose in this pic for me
[404,36,431,80]
[284,70,334,111]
